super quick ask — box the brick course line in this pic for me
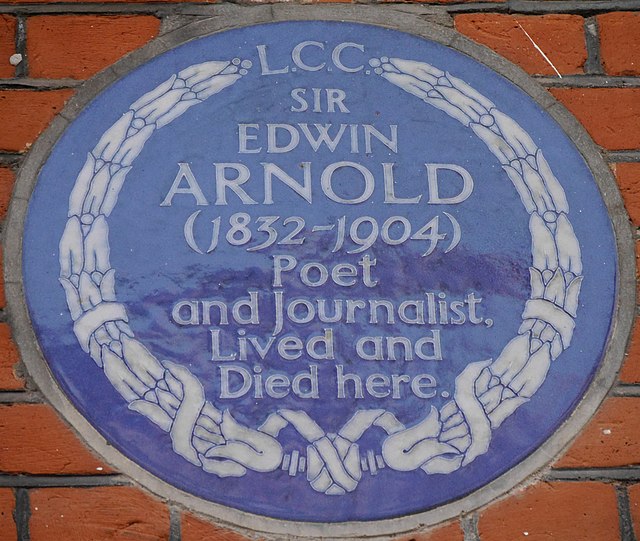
[0,0,621,16]
[0,78,83,89]
[535,75,640,87]
[613,385,640,397]
[0,2,489,15]
[546,468,640,481]
[0,153,22,166]
[0,392,42,403]
[607,151,640,163]
[0,475,130,488]
[0,2,634,15]
[0,3,209,14]
[508,0,640,14]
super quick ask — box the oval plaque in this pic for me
[10,8,632,537]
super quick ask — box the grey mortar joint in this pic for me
[14,488,30,541]
[14,15,27,78]
[461,513,480,541]
[584,16,604,75]
[169,505,182,541]
[616,486,638,541]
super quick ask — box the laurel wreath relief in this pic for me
[58,55,583,496]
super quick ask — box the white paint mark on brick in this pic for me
[516,21,563,78]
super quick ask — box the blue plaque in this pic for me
[14,13,629,534]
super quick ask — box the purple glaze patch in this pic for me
[23,22,616,522]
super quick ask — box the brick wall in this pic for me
[1,2,639,540]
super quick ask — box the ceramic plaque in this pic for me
[12,12,630,536]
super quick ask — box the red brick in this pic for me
[0,167,14,221]
[615,162,640,227]
[182,514,256,541]
[0,403,111,474]
[27,15,160,80]
[455,14,586,75]
[0,323,24,391]
[394,521,464,541]
[30,487,169,541]
[0,90,73,152]
[0,489,16,541]
[629,483,640,539]
[551,88,640,151]
[555,397,640,468]
[598,12,640,76]
[620,317,640,383]
[478,481,619,541]
[0,16,16,78]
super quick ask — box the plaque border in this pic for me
[4,6,635,539]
